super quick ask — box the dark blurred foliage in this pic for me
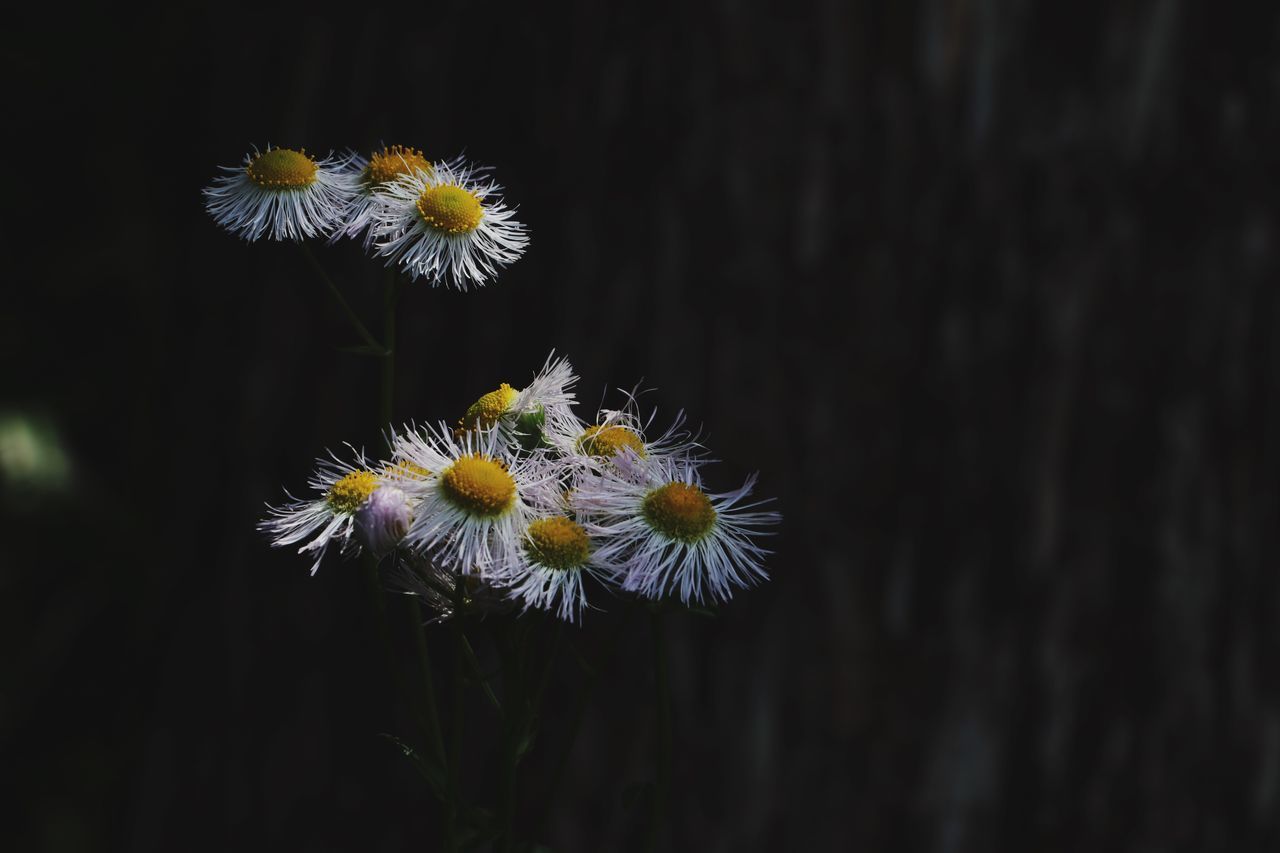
[4,1,1279,851]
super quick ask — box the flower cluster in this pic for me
[203,143,528,290]
[260,355,780,621]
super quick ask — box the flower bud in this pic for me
[355,485,412,556]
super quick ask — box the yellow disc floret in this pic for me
[246,148,318,188]
[365,144,433,185]
[384,460,432,481]
[577,425,646,459]
[461,384,518,431]
[326,470,379,514]
[525,516,592,570]
[642,481,716,543]
[416,184,484,234]
[441,454,516,517]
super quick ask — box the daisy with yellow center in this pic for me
[330,145,447,247]
[204,145,359,241]
[549,385,704,471]
[259,446,391,575]
[390,422,557,577]
[573,455,779,605]
[457,353,580,451]
[498,514,617,622]
[370,159,528,290]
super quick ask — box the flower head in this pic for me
[573,454,779,605]
[204,146,358,241]
[500,514,618,622]
[355,484,413,557]
[371,159,528,289]
[548,386,705,472]
[391,422,556,577]
[459,353,579,451]
[259,446,386,574]
[331,145,446,247]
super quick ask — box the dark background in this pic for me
[5,2,1279,850]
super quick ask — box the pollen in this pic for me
[577,425,646,459]
[246,148,318,188]
[441,454,516,517]
[461,384,518,431]
[524,516,591,571]
[327,470,379,514]
[384,460,432,481]
[642,481,716,543]
[365,144,433,185]
[416,184,484,234]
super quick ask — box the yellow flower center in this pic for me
[642,482,716,543]
[577,425,646,459]
[524,517,591,570]
[326,470,379,514]
[461,384,518,431]
[416,184,484,234]
[246,148,318,188]
[383,460,432,481]
[365,144,433,185]
[441,455,516,517]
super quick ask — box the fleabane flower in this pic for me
[204,146,358,241]
[458,353,579,451]
[392,423,555,577]
[549,387,704,472]
[574,454,779,605]
[371,159,528,289]
[332,145,444,247]
[501,514,618,623]
[259,446,386,574]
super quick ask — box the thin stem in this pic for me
[445,584,466,853]
[296,243,384,352]
[644,608,672,853]
[538,608,630,838]
[406,596,446,765]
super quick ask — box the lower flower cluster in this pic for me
[260,354,780,621]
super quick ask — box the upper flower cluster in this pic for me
[203,144,528,290]
[260,354,780,622]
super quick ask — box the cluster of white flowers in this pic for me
[260,354,780,622]
[203,144,528,290]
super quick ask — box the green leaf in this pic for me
[378,733,446,800]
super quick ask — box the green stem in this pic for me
[297,242,384,352]
[538,609,628,838]
[644,609,672,853]
[406,596,446,766]
[445,583,466,853]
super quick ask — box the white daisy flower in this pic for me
[371,158,528,289]
[574,454,780,605]
[458,352,579,451]
[392,422,556,577]
[330,145,446,247]
[547,386,705,470]
[204,146,358,241]
[259,446,386,574]
[501,514,619,623]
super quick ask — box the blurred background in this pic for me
[5,2,1279,850]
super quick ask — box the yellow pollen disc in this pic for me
[577,425,646,459]
[642,482,716,543]
[384,461,432,481]
[246,148,318,188]
[327,470,379,513]
[416,184,484,234]
[461,384,518,431]
[441,455,516,517]
[365,144,433,185]
[525,517,591,571]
